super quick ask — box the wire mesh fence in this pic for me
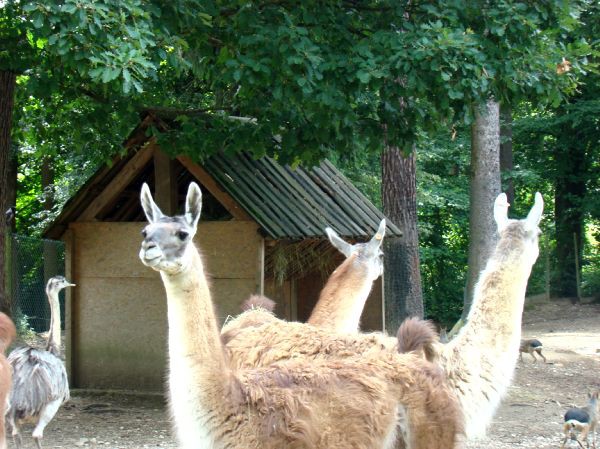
[6,232,65,334]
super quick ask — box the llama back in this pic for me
[0,313,15,354]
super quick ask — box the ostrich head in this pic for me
[46,276,75,296]
[325,218,387,281]
[139,182,202,275]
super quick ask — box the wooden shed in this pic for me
[45,115,401,391]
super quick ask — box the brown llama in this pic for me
[139,182,463,449]
[222,219,386,342]
[225,192,543,441]
[0,312,16,449]
[308,219,386,333]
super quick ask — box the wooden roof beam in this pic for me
[78,143,154,221]
[177,155,252,221]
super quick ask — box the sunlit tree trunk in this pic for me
[381,145,423,335]
[462,99,501,319]
[0,71,17,315]
[500,104,515,206]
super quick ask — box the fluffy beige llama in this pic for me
[397,192,544,438]
[308,219,386,333]
[223,219,386,338]
[139,182,463,449]
[224,192,543,441]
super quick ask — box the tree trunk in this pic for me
[500,104,515,206]
[462,99,501,319]
[381,146,423,335]
[0,71,17,316]
[552,138,585,301]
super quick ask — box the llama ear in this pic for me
[325,227,354,258]
[493,193,510,232]
[140,183,164,223]
[367,219,386,251]
[525,192,544,229]
[185,182,203,229]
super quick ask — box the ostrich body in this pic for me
[6,276,74,449]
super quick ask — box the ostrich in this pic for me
[139,182,463,449]
[6,276,74,449]
[223,192,544,440]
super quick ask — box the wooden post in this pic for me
[153,149,178,215]
[573,233,581,302]
[64,229,75,385]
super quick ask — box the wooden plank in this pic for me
[290,166,362,236]
[203,157,287,237]
[321,160,402,236]
[257,237,265,295]
[257,157,326,234]
[232,154,311,236]
[78,144,154,221]
[63,229,75,383]
[312,164,380,235]
[177,155,252,221]
[153,148,178,215]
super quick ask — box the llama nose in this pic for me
[142,240,157,251]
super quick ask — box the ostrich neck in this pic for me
[308,256,372,333]
[46,290,62,354]
[160,245,227,384]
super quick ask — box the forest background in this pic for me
[1,0,598,331]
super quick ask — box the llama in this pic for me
[560,391,599,449]
[222,219,386,340]
[225,192,543,440]
[0,313,16,449]
[397,192,544,438]
[308,219,386,333]
[139,182,463,449]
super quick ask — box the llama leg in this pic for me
[32,399,63,449]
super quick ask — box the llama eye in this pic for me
[141,230,147,238]
[177,231,189,241]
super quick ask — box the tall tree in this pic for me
[382,147,423,332]
[463,99,501,315]
[0,71,17,314]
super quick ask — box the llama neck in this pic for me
[46,290,62,355]
[308,255,372,333]
[160,245,229,449]
[443,235,535,438]
[453,240,532,351]
[161,245,227,375]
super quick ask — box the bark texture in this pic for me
[499,104,515,206]
[552,141,585,301]
[463,99,501,318]
[0,71,17,315]
[381,146,423,335]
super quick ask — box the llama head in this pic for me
[139,182,203,274]
[494,192,544,261]
[46,276,76,296]
[325,219,386,281]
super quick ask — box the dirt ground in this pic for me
[9,297,600,449]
